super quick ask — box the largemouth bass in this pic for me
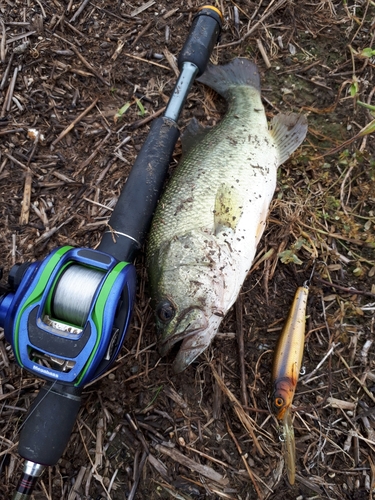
[147,58,308,373]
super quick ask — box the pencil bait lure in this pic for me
[271,281,310,485]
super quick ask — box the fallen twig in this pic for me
[0,128,23,137]
[131,20,153,47]
[154,443,227,484]
[226,418,263,499]
[210,363,264,457]
[220,0,288,49]
[0,17,6,62]
[76,131,112,173]
[67,466,86,500]
[70,0,91,23]
[51,98,99,147]
[163,47,179,77]
[5,31,36,44]
[71,45,110,86]
[129,106,165,130]
[2,65,18,116]
[235,295,248,408]
[256,38,271,69]
[5,153,30,172]
[89,2,140,21]
[131,0,155,17]
[337,353,375,405]
[314,276,375,298]
[0,52,14,90]
[34,215,75,244]
[123,52,170,71]
[301,342,339,384]
[19,168,32,225]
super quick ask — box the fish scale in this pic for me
[148,86,275,247]
[147,58,308,373]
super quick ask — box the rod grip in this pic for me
[178,6,222,77]
[18,383,82,466]
[98,116,179,262]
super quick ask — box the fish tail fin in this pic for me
[270,113,308,164]
[197,58,260,98]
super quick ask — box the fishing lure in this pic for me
[271,278,311,485]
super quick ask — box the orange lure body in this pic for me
[271,283,309,485]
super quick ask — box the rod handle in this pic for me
[178,6,223,77]
[18,382,82,466]
[97,116,179,262]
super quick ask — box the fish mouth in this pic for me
[159,328,198,357]
[158,309,223,373]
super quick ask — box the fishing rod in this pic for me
[0,6,222,498]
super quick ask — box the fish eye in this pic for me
[156,300,175,323]
[274,397,284,408]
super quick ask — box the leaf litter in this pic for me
[0,1,374,499]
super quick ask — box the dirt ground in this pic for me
[1,1,375,499]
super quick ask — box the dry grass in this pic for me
[0,1,375,499]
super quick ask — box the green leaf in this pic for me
[144,385,163,410]
[136,98,146,117]
[114,102,132,123]
[292,238,306,251]
[359,118,375,137]
[350,81,358,97]
[278,250,303,265]
[360,47,375,58]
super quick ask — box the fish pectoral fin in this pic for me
[214,183,243,235]
[270,113,308,165]
[181,117,211,156]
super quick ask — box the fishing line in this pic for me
[53,265,104,327]
[0,380,58,478]
[104,228,141,247]
[13,380,58,434]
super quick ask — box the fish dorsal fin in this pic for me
[214,183,243,235]
[181,118,210,156]
[269,113,308,165]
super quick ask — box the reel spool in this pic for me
[52,265,105,328]
[2,246,136,386]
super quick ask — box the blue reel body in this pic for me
[0,246,136,386]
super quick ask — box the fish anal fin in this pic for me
[214,183,243,234]
[181,118,210,156]
[270,113,308,165]
[255,200,271,245]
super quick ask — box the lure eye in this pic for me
[274,397,284,408]
[156,300,175,323]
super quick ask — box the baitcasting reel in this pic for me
[0,246,136,386]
